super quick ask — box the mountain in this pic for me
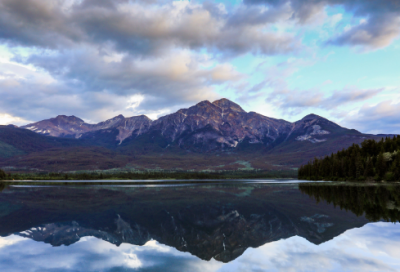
[22,114,152,143]
[0,98,389,171]
[19,98,363,149]
[21,99,293,149]
[144,99,293,151]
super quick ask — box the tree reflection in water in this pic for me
[299,183,400,223]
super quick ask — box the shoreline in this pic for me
[0,178,305,186]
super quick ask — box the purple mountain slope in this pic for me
[22,98,352,149]
[0,98,388,171]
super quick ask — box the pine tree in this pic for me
[391,155,400,181]
[364,158,374,178]
[355,153,363,178]
[0,169,5,180]
[376,152,386,179]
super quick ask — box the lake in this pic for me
[0,180,399,271]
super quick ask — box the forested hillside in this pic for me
[298,136,400,181]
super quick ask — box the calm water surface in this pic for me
[0,180,399,271]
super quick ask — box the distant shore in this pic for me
[0,178,310,188]
[0,169,297,180]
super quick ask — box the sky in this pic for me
[0,222,399,271]
[0,0,399,134]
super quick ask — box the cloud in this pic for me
[0,113,30,126]
[245,56,385,118]
[233,57,314,109]
[342,99,400,134]
[0,48,234,122]
[244,0,400,50]
[0,0,305,124]
[268,87,383,113]
[0,235,223,272]
[0,0,302,57]
[0,0,82,49]
[1,221,400,271]
[226,3,292,27]
[327,14,400,50]
[219,222,400,272]
[0,0,397,128]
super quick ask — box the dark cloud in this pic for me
[327,14,400,49]
[226,4,292,27]
[79,0,129,9]
[0,0,82,49]
[0,0,301,57]
[244,0,400,49]
[72,1,301,57]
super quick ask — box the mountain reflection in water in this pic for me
[0,182,399,271]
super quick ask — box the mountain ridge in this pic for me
[0,98,391,171]
[21,98,346,147]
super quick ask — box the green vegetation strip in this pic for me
[0,169,298,182]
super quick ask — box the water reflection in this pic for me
[299,183,400,222]
[0,182,399,271]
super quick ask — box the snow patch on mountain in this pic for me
[296,125,330,143]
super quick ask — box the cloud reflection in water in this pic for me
[0,222,399,272]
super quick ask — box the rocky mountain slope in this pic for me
[20,98,364,149]
[22,114,152,144]
[0,98,389,171]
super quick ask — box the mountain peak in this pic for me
[126,115,152,122]
[196,100,214,107]
[213,98,245,113]
[54,115,84,123]
[301,113,322,121]
[137,114,152,120]
[298,113,344,131]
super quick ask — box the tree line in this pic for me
[0,169,297,181]
[299,183,400,223]
[298,136,400,181]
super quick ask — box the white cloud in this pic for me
[219,222,400,272]
[0,222,400,271]
[0,113,31,126]
[342,98,400,134]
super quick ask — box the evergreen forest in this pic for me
[298,136,400,181]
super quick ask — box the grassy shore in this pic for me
[0,169,298,182]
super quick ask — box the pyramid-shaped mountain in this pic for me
[0,98,386,171]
